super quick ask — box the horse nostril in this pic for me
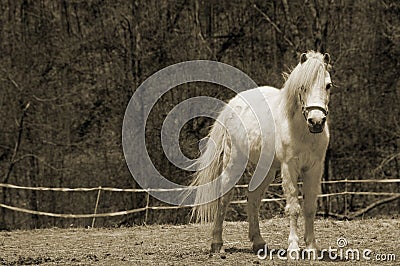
[321,117,326,124]
[307,118,315,125]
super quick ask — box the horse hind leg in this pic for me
[210,143,235,254]
[247,170,275,254]
[211,190,233,253]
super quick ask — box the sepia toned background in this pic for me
[0,0,399,229]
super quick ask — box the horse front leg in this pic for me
[247,170,275,253]
[302,164,322,250]
[282,163,300,251]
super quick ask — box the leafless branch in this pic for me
[317,195,400,219]
[11,153,67,171]
[348,195,400,219]
[1,68,21,91]
[253,4,295,48]
[194,0,213,56]
[374,152,400,174]
[2,102,30,183]
[42,140,80,147]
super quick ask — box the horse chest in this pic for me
[276,132,327,166]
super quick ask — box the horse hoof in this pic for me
[210,243,223,253]
[252,243,266,255]
[305,242,320,251]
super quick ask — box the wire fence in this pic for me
[0,179,399,227]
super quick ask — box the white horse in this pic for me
[191,51,332,254]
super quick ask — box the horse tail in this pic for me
[190,113,228,224]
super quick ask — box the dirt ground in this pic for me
[0,217,398,265]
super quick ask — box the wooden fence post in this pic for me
[91,186,102,228]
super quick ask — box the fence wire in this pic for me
[0,179,399,224]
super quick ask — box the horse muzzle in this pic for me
[303,105,328,134]
[307,116,326,133]
[308,123,324,133]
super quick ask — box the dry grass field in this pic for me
[0,217,398,265]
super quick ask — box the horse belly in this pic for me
[225,86,280,167]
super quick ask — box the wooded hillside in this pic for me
[0,0,399,229]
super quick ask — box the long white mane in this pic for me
[281,51,328,117]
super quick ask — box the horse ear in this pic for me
[300,53,307,64]
[323,53,331,65]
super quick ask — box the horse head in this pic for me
[298,52,332,133]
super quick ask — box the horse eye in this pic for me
[326,83,332,90]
